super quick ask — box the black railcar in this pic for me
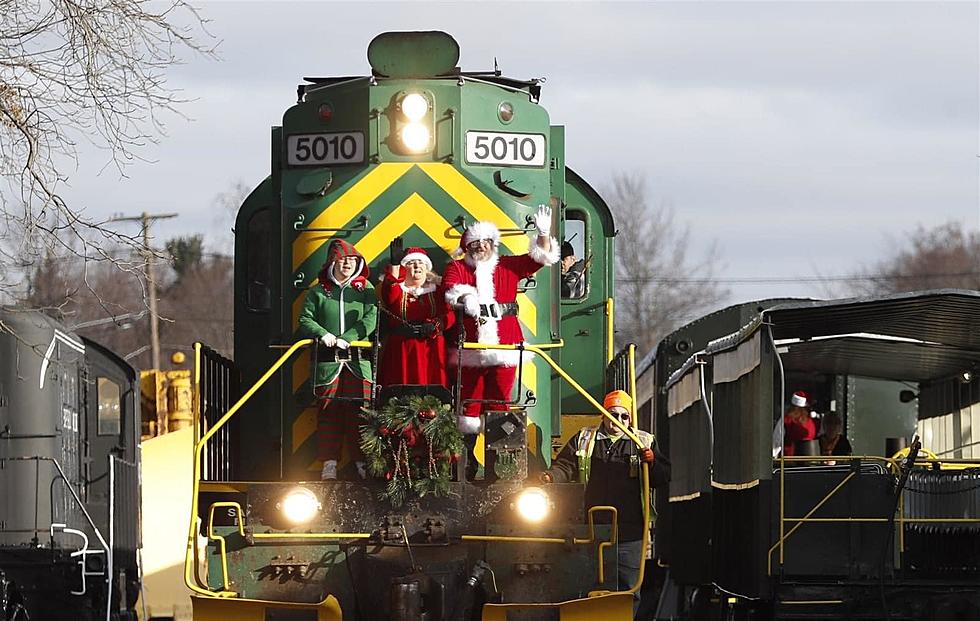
[0,308,141,621]
[644,290,980,621]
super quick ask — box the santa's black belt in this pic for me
[479,303,518,318]
[389,322,437,337]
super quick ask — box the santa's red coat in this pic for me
[379,269,450,386]
[443,239,558,368]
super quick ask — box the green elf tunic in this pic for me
[298,241,378,386]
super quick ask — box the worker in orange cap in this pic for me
[540,389,670,615]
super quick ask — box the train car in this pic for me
[184,31,652,620]
[0,308,141,620]
[644,290,980,621]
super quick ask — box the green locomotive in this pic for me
[184,31,649,621]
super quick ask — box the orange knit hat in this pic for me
[603,390,633,413]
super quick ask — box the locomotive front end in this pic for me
[188,31,641,621]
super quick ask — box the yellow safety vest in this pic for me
[574,426,654,484]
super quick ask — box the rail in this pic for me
[768,454,980,575]
[194,344,239,481]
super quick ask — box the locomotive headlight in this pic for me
[401,93,429,121]
[514,487,551,523]
[400,123,431,152]
[279,487,320,524]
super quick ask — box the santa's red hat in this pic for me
[400,247,432,271]
[790,390,811,408]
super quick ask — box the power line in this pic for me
[619,271,980,286]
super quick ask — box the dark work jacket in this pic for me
[546,428,671,542]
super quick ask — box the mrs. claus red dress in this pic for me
[379,268,450,386]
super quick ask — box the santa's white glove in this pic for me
[457,415,483,435]
[335,338,350,350]
[319,332,337,347]
[533,204,552,237]
[461,295,481,318]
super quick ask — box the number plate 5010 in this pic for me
[287,132,365,166]
[465,131,546,167]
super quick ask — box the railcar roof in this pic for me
[763,289,980,351]
[765,289,980,382]
[666,290,980,388]
[777,335,978,382]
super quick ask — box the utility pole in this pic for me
[111,211,178,370]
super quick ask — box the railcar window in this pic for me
[97,377,121,436]
[246,208,272,311]
[561,212,588,299]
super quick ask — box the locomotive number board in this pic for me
[465,131,546,167]
[287,132,365,166]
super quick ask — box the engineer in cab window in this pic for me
[560,241,586,299]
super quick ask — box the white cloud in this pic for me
[52,1,978,306]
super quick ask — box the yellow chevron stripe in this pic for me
[291,194,458,332]
[293,406,318,453]
[527,421,540,457]
[292,348,310,394]
[417,164,526,254]
[521,360,537,396]
[292,163,413,270]
[354,193,458,263]
[517,292,536,336]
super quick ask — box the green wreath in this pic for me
[360,394,463,507]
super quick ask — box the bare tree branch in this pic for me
[1,0,216,302]
[849,221,980,297]
[605,172,728,353]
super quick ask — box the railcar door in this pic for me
[81,342,139,539]
[558,168,616,417]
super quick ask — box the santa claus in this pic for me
[443,205,559,435]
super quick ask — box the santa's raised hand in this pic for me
[533,204,552,237]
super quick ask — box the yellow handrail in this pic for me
[207,502,246,592]
[185,339,331,597]
[467,342,644,448]
[768,452,980,576]
[605,298,615,363]
[575,506,619,584]
[626,343,649,598]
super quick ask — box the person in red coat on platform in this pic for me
[782,390,817,456]
[379,246,451,387]
[443,205,559,440]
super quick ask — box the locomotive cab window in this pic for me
[561,211,588,299]
[246,208,272,311]
[97,377,121,436]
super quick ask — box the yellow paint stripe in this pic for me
[418,163,526,254]
[354,193,458,263]
[291,194,458,331]
[292,163,413,270]
[521,360,537,396]
[517,292,536,336]
[292,350,310,394]
[527,422,540,457]
[293,406,318,452]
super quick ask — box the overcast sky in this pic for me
[61,1,979,309]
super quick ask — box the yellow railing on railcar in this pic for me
[768,454,980,576]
